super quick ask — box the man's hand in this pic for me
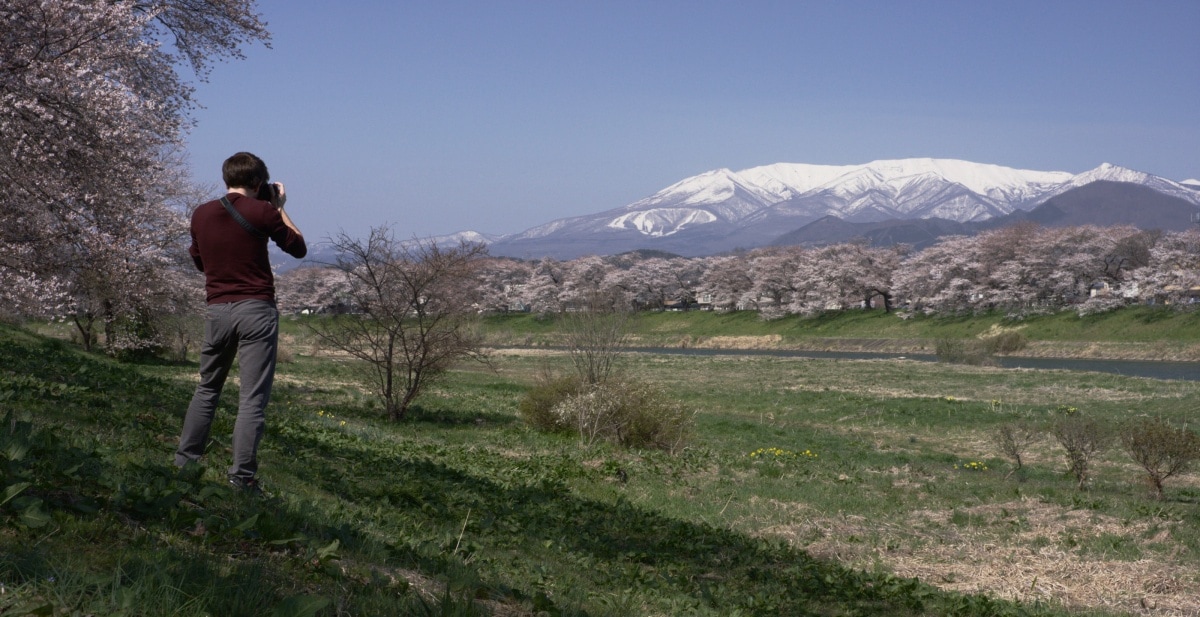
[272,182,287,210]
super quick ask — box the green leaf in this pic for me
[316,539,340,561]
[1,481,31,507]
[272,595,330,617]
[18,500,51,528]
[233,513,260,532]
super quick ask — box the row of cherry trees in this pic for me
[1,1,269,351]
[278,223,1200,319]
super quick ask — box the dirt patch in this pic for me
[686,335,784,350]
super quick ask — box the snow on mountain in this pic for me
[598,158,1075,238]
[619,168,780,219]
[607,208,718,237]
[1183,179,1200,188]
[486,158,1198,259]
[1053,163,1200,206]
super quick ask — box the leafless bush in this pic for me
[561,292,633,386]
[308,227,488,420]
[992,420,1043,478]
[983,331,1027,354]
[1051,414,1111,489]
[1120,417,1200,500]
[934,339,995,366]
[549,379,692,453]
[518,373,583,434]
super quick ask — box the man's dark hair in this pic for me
[223,152,269,190]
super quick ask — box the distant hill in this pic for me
[1011,180,1200,230]
[768,181,1200,250]
[771,215,972,250]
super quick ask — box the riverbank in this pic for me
[478,307,1200,362]
[659,335,1200,362]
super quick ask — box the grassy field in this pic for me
[2,314,1199,616]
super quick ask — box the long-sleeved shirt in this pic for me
[189,192,307,304]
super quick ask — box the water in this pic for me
[622,347,1200,382]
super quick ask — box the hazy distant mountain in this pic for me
[771,216,973,251]
[481,159,1200,259]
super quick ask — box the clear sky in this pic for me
[183,0,1200,243]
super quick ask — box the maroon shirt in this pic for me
[189,192,307,304]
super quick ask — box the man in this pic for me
[175,152,307,493]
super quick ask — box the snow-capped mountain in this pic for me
[485,158,1200,259]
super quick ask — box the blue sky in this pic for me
[184,0,1200,243]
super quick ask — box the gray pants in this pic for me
[175,299,279,481]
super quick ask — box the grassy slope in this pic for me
[4,319,1197,615]
[479,307,1200,360]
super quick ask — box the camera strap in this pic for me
[220,196,268,239]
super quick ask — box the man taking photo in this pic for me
[175,151,307,493]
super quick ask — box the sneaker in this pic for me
[228,476,266,496]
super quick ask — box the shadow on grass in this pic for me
[275,423,1051,616]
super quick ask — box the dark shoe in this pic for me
[228,476,266,496]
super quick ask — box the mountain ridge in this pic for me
[480,158,1200,259]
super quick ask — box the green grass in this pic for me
[4,319,1199,616]
[468,306,1200,355]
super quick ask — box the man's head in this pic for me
[222,152,269,191]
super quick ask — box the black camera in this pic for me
[256,181,279,202]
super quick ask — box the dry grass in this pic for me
[758,498,1199,616]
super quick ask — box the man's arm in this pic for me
[269,182,307,258]
[278,207,303,238]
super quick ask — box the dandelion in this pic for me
[958,461,988,471]
[339,421,346,427]
[748,447,817,460]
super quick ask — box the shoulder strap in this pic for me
[219,196,268,239]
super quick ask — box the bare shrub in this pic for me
[561,292,633,386]
[518,373,583,434]
[275,343,295,365]
[991,420,1043,478]
[550,379,692,453]
[982,331,1026,354]
[308,227,488,420]
[1120,417,1200,500]
[934,339,995,366]
[1051,414,1111,489]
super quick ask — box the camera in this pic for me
[256,181,279,202]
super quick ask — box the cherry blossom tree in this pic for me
[559,256,616,311]
[697,254,754,311]
[520,258,568,315]
[1131,228,1200,306]
[473,257,533,313]
[276,266,352,315]
[607,257,700,310]
[892,235,986,314]
[1,0,270,349]
[789,241,906,315]
[747,247,806,318]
